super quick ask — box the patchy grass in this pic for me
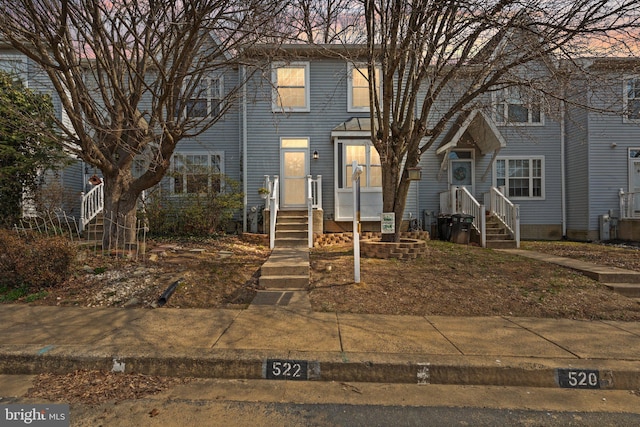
[309,240,640,320]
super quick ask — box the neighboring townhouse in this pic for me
[3,40,640,243]
[0,42,85,219]
[565,58,640,241]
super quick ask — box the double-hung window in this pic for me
[0,55,28,86]
[624,76,640,122]
[272,62,310,112]
[178,77,223,119]
[171,152,223,195]
[339,143,382,188]
[494,87,543,125]
[494,157,544,199]
[348,63,381,112]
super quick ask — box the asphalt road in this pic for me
[3,376,640,426]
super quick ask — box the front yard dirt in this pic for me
[2,236,640,320]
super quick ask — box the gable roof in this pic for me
[436,110,506,155]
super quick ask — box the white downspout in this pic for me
[560,99,567,238]
[241,64,248,233]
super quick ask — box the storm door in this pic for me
[280,138,309,208]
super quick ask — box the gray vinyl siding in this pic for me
[565,86,590,236]
[244,58,371,219]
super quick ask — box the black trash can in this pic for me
[451,214,474,244]
[437,216,452,241]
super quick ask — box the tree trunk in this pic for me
[101,172,140,251]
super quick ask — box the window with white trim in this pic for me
[338,143,381,188]
[272,62,310,112]
[0,55,28,86]
[494,87,543,125]
[177,77,223,119]
[348,63,381,112]
[624,76,640,122]
[171,152,223,194]
[494,157,544,199]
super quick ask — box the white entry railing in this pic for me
[80,182,104,232]
[619,189,640,219]
[456,186,486,248]
[489,186,520,248]
[264,175,280,249]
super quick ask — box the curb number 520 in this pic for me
[556,369,600,389]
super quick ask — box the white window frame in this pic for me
[271,61,310,113]
[179,76,223,119]
[493,156,545,200]
[338,142,382,189]
[623,75,640,123]
[347,63,381,113]
[493,87,544,126]
[0,55,28,87]
[170,152,224,195]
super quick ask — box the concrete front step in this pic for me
[259,275,309,289]
[276,230,308,239]
[261,261,309,276]
[486,240,518,249]
[276,222,308,231]
[603,283,640,297]
[276,238,308,248]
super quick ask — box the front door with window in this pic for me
[449,150,474,193]
[280,138,309,208]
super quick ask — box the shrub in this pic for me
[143,175,243,236]
[0,229,77,290]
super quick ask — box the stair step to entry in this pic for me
[259,275,309,289]
[603,283,640,298]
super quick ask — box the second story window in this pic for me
[494,87,543,125]
[348,64,381,112]
[272,62,310,112]
[624,76,640,122]
[178,77,223,119]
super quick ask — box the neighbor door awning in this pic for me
[436,109,506,156]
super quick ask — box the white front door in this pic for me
[281,138,309,208]
[449,150,474,193]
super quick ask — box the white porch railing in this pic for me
[488,186,520,248]
[619,189,640,219]
[80,182,104,233]
[456,186,486,248]
[264,175,280,250]
[263,174,322,249]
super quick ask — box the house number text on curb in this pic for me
[555,368,600,389]
[264,359,309,380]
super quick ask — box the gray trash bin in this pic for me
[450,214,474,244]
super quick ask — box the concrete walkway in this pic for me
[0,251,639,391]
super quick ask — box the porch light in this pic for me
[407,167,422,181]
[313,150,319,160]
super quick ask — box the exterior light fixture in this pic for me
[313,150,319,160]
[407,167,422,181]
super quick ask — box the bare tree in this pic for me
[287,0,359,43]
[353,0,640,241]
[0,0,285,245]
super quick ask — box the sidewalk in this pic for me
[0,251,639,390]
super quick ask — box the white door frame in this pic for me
[280,138,309,208]
[449,149,475,195]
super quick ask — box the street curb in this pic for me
[1,346,639,391]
